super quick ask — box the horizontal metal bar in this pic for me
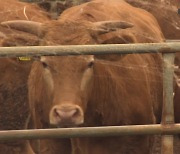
[0,42,179,58]
[166,40,180,42]
[0,124,180,141]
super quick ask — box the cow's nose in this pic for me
[54,108,78,119]
[49,104,84,127]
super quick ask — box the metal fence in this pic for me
[0,42,180,154]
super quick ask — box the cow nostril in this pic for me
[73,108,79,117]
[54,108,61,118]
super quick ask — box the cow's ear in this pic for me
[91,20,134,35]
[1,20,43,36]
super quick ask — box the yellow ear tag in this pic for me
[18,57,31,61]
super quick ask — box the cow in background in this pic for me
[0,0,50,153]
[32,0,90,19]
[126,0,180,40]
[2,0,165,153]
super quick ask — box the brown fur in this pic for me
[26,0,165,154]
[126,0,180,40]
[174,78,180,123]
[0,0,50,154]
[0,0,50,22]
[174,50,180,124]
[125,0,180,129]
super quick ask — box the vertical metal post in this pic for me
[161,53,175,154]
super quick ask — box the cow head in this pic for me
[1,20,133,127]
[39,55,95,127]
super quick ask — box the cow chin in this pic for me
[49,104,84,128]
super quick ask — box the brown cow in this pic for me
[2,0,165,153]
[126,0,180,148]
[0,0,50,154]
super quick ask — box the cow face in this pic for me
[1,20,133,127]
[39,55,94,127]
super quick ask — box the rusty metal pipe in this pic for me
[161,53,175,154]
[0,124,180,141]
[0,43,179,58]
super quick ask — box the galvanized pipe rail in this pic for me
[161,40,179,154]
[0,42,179,57]
[0,42,179,154]
[161,53,175,154]
[0,124,180,141]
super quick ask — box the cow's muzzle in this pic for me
[49,104,84,127]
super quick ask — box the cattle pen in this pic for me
[0,42,180,154]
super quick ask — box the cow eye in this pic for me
[88,61,94,68]
[42,62,48,68]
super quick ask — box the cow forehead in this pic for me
[42,21,96,45]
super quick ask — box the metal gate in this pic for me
[0,42,180,154]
